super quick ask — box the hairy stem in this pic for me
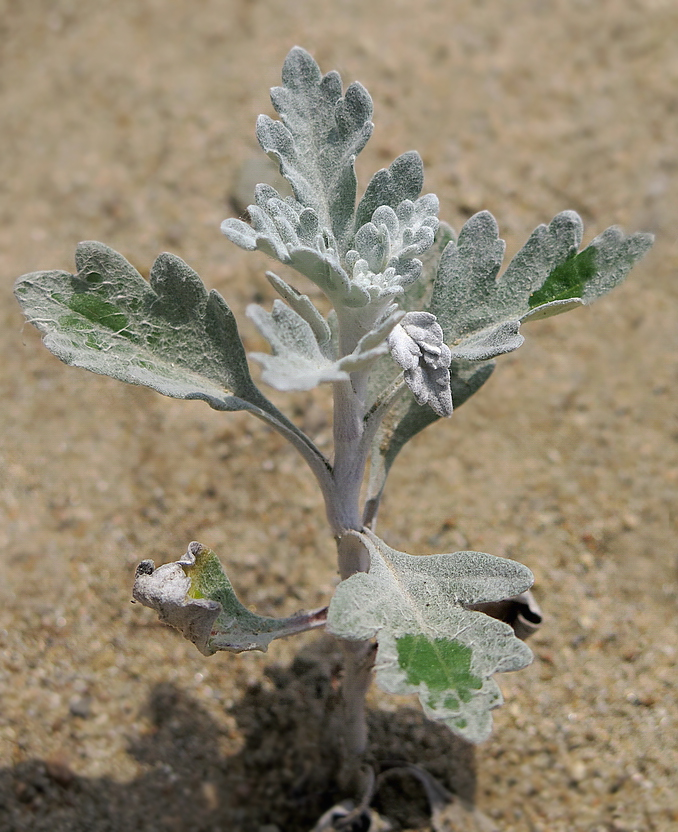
[331,340,375,782]
[332,380,364,532]
[334,527,374,789]
[337,639,376,773]
[330,310,383,783]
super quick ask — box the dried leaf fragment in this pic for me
[133,542,327,656]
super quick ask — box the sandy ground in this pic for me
[1,1,677,830]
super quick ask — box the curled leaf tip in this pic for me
[133,542,328,656]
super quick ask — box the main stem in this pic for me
[332,378,366,532]
[335,529,374,765]
[331,311,378,770]
[331,307,373,534]
[337,638,376,787]
[334,535,375,786]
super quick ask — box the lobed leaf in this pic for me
[221,185,369,307]
[248,299,347,390]
[133,542,327,655]
[346,194,440,302]
[525,224,654,314]
[430,210,505,343]
[14,242,333,483]
[366,215,652,518]
[265,271,332,353]
[432,210,654,344]
[14,242,270,409]
[353,151,425,235]
[257,46,374,253]
[327,531,533,742]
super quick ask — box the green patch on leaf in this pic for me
[327,530,534,743]
[528,245,597,309]
[396,633,482,706]
[14,242,332,491]
[66,293,129,332]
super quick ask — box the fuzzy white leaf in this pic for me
[222,186,369,307]
[248,299,388,391]
[13,241,299,420]
[431,210,653,344]
[265,271,332,354]
[256,46,373,253]
[449,321,524,362]
[353,151,425,234]
[388,311,453,417]
[13,242,335,494]
[327,531,534,742]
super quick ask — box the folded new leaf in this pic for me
[133,542,328,655]
[353,151,426,235]
[346,194,439,303]
[387,312,453,417]
[265,271,332,350]
[327,530,534,742]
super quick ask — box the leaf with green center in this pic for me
[396,634,483,709]
[16,241,263,409]
[14,241,329,478]
[327,530,534,742]
[133,542,327,655]
[524,225,653,316]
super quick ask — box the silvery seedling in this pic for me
[14,47,652,823]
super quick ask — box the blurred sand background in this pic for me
[1,1,677,830]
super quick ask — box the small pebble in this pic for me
[68,696,92,719]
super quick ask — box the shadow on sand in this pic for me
[0,638,476,832]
